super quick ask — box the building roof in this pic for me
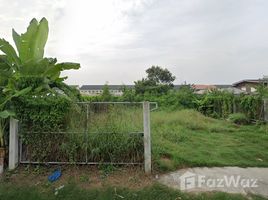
[232,79,262,87]
[192,84,217,90]
[80,85,135,90]
[215,84,232,89]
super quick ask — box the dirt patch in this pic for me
[3,165,154,190]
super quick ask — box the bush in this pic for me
[228,113,249,125]
[14,94,75,162]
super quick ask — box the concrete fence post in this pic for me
[9,118,19,170]
[264,99,268,122]
[143,101,151,174]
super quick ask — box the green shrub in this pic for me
[14,94,75,162]
[228,113,249,125]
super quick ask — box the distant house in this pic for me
[79,85,134,96]
[232,78,268,93]
[192,84,217,94]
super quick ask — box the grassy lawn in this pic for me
[0,183,266,200]
[152,110,268,171]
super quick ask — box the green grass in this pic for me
[83,107,268,169]
[3,108,268,200]
[23,104,144,163]
[152,109,268,171]
[21,105,268,170]
[0,183,266,200]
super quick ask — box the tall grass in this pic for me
[21,105,268,171]
[151,110,268,171]
[21,103,144,163]
[85,104,144,163]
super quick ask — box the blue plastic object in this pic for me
[48,169,62,182]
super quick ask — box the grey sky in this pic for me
[0,0,268,85]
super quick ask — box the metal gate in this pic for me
[19,102,156,171]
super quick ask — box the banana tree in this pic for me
[0,55,13,147]
[0,17,81,146]
[0,85,32,148]
[0,65,31,147]
[0,17,80,94]
[0,111,14,147]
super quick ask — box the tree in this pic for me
[0,18,80,95]
[0,18,81,147]
[146,66,176,86]
[121,85,136,101]
[134,66,176,94]
[101,84,112,101]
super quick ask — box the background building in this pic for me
[79,85,134,96]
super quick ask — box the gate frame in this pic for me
[10,101,157,174]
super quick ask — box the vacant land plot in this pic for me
[152,110,268,171]
[1,109,268,199]
[19,107,268,170]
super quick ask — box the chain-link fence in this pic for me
[19,102,156,166]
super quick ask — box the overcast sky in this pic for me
[0,0,268,85]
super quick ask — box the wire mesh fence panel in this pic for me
[20,131,86,163]
[85,102,144,163]
[19,102,144,165]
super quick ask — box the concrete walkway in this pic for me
[158,167,268,198]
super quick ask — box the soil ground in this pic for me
[3,165,154,190]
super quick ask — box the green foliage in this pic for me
[18,102,144,163]
[86,105,143,163]
[0,83,32,147]
[195,90,263,122]
[239,94,262,120]
[228,113,249,125]
[134,66,175,95]
[0,55,13,86]
[0,17,80,96]
[0,110,15,119]
[14,94,74,162]
[121,86,136,101]
[152,110,268,170]
[101,84,112,101]
[195,90,234,118]
[146,66,176,85]
[113,84,196,111]
[82,85,264,123]
[0,18,80,148]
[12,18,48,63]
[0,39,20,67]
[15,95,72,132]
